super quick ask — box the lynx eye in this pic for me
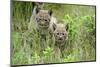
[62,33,64,35]
[44,19,47,21]
[36,18,40,22]
[57,33,59,35]
[39,18,42,21]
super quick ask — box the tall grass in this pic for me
[11,1,96,65]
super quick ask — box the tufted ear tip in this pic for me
[35,7,40,14]
[48,10,53,16]
[62,20,69,31]
[53,23,57,31]
[65,23,69,31]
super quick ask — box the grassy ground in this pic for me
[11,1,96,65]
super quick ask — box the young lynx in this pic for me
[32,6,57,49]
[53,22,68,60]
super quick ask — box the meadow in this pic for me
[11,1,96,65]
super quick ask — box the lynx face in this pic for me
[54,23,67,45]
[35,8,52,30]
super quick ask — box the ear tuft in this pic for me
[35,7,40,14]
[48,10,53,16]
[65,23,69,31]
[53,23,57,31]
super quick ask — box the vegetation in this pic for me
[11,1,96,65]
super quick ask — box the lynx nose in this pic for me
[41,21,44,24]
[59,36,63,39]
[58,36,63,40]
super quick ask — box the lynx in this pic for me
[53,22,68,59]
[30,7,57,49]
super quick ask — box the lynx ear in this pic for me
[63,20,69,31]
[65,23,69,31]
[53,23,57,31]
[48,10,53,16]
[35,7,40,14]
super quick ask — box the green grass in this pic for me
[11,1,96,65]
